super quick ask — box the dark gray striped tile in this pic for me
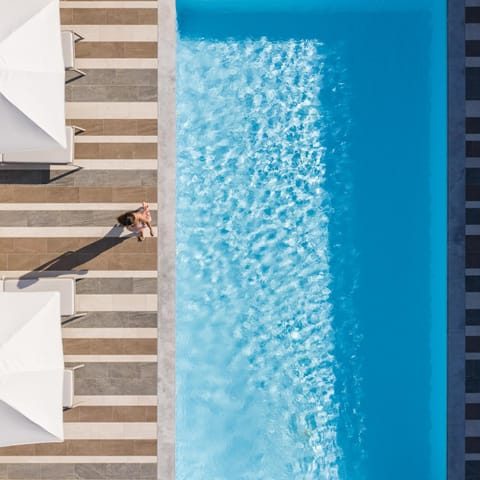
[76,278,157,294]
[467,7,480,23]
[75,463,156,480]
[0,170,157,187]
[467,336,480,352]
[467,461,480,480]
[467,404,480,420]
[467,168,480,183]
[0,211,156,227]
[66,86,157,102]
[71,363,157,395]
[467,437,480,453]
[467,360,480,393]
[467,276,480,292]
[467,208,480,225]
[467,68,480,100]
[2,463,156,480]
[66,69,157,86]
[68,312,157,328]
[467,117,480,134]
[6,464,75,479]
[466,40,480,57]
[468,310,480,326]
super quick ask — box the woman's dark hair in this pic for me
[117,212,135,226]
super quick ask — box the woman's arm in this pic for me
[138,213,154,236]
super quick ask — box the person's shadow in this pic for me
[19,226,135,280]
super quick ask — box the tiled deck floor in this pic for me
[0,1,158,478]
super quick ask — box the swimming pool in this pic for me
[176,1,446,479]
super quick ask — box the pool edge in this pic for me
[448,0,466,479]
[157,0,177,479]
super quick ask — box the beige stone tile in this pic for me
[12,238,48,254]
[0,239,14,253]
[133,440,156,456]
[44,187,80,203]
[0,445,36,456]
[124,42,157,58]
[107,8,157,25]
[79,187,114,202]
[72,8,107,24]
[60,8,73,23]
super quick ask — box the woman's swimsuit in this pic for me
[126,202,152,234]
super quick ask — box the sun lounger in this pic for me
[3,278,85,321]
[62,30,86,84]
[63,364,85,410]
[0,126,84,165]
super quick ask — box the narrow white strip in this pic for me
[467,393,480,403]
[61,25,157,41]
[64,354,157,362]
[77,294,157,311]
[0,456,157,464]
[66,102,157,119]
[62,328,157,338]
[467,23,480,39]
[0,162,156,171]
[61,1,157,7]
[467,326,480,336]
[466,225,480,235]
[76,135,157,143]
[6,160,159,171]
[72,159,158,170]
[467,159,480,168]
[467,202,480,208]
[466,420,480,436]
[0,227,157,237]
[0,270,157,279]
[467,101,480,117]
[467,293,480,309]
[64,422,156,440]
[467,57,480,67]
[0,203,157,211]
[77,58,157,69]
[75,395,157,406]
[466,454,480,461]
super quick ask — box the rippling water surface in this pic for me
[177,8,445,480]
[177,37,363,480]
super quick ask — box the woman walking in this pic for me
[117,202,154,241]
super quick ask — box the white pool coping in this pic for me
[157,0,176,479]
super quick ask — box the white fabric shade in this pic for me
[0,0,66,153]
[0,292,64,447]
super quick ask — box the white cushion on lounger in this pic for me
[1,127,74,164]
[61,31,75,69]
[63,369,74,408]
[63,365,84,409]
[4,278,75,316]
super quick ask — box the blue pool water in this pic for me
[176,2,446,479]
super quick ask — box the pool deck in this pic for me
[451,1,480,480]
[449,0,466,479]
[157,0,176,479]
[0,1,161,479]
